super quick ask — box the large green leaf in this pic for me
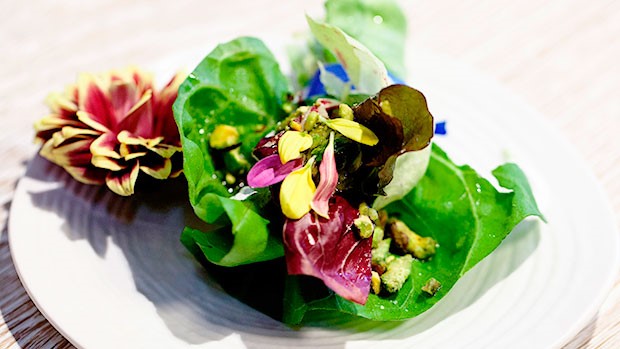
[283,144,544,323]
[325,0,407,79]
[173,37,290,266]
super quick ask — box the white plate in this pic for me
[9,46,620,349]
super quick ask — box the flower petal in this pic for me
[311,132,338,218]
[324,118,379,146]
[91,133,121,159]
[105,161,140,196]
[64,165,107,185]
[40,138,93,167]
[140,157,172,180]
[117,130,163,149]
[108,80,139,117]
[279,157,316,220]
[247,154,303,188]
[77,74,116,132]
[91,155,125,171]
[117,90,154,138]
[278,130,313,164]
[153,72,185,141]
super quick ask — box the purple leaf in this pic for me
[283,195,372,304]
[247,154,303,188]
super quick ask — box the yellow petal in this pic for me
[278,130,313,163]
[324,118,379,146]
[279,157,316,219]
[92,155,124,171]
[140,158,172,179]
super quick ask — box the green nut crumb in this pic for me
[354,215,374,239]
[381,254,413,293]
[371,271,381,295]
[421,278,442,296]
[336,103,354,120]
[225,173,236,185]
[371,238,391,268]
[372,226,384,248]
[388,219,437,260]
[209,125,239,149]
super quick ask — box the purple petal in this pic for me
[311,133,338,218]
[283,196,372,305]
[247,154,303,188]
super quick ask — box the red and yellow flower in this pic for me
[34,67,184,196]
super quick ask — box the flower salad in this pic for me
[173,2,544,326]
[32,0,545,325]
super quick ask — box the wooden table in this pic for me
[1,0,618,347]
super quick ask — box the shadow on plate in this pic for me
[27,155,541,348]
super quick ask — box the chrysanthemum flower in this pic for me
[34,67,184,196]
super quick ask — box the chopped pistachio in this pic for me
[377,210,388,228]
[381,254,413,293]
[421,278,442,296]
[335,103,354,120]
[209,125,239,149]
[371,238,391,269]
[359,204,380,223]
[354,215,374,239]
[371,271,381,294]
[372,226,384,248]
[304,111,319,130]
[225,173,236,185]
[388,219,437,260]
[359,202,370,216]
[367,208,379,222]
[223,148,250,174]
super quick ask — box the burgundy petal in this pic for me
[117,91,154,138]
[247,154,303,188]
[283,196,372,304]
[252,131,284,160]
[78,77,117,131]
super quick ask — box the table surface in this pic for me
[1,0,619,348]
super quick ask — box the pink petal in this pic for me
[247,154,303,188]
[311,132,338,218]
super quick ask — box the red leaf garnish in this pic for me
[283,195,372,304]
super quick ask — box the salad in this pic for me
[173,0,544,325]
[33,0,544,326]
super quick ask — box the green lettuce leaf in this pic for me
[283,144,544,323]
[325,0,407,79]
[173,37,290,266]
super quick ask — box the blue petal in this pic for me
[435,121,447,135]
